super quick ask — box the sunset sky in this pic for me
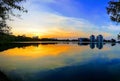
[8,0,120,39]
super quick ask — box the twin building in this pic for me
[90,35,103,42]
[79,35,103,43]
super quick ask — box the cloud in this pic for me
[8,10,111,38]
[106,25,120,31]
[8,0,114,38]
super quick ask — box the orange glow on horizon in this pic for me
[12,31,90,38]
[12,28,111,39]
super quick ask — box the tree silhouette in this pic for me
[107,0,120,23]
[0,0,27,34]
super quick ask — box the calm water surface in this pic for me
[0,42,120,81]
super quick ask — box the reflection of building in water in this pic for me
[90,35,95,42]
[90,43,95,49]
[32,44,39,47]
[96,35,103,43]
[96,43,103,49]
[89,43,103,49]
[78,42,103,50]
[78,42,89,46]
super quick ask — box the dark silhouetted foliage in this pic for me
[0,70,11,81]
[0,0,27,34]
[118,32,120,40]
[107,0,120,23]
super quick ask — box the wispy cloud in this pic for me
[8,11,111,38]
[8,0,119,39]
[106,25,120,31]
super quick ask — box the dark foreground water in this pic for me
[0,42,120,81]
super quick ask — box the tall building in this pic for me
[90,35,95,42]
[96,35,103,42]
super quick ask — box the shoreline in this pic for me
[0,71,11,81]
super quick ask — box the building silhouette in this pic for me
[90,35,95,42]
[78,38,89,42]
[96,35,103,43]
[79,34,104,43]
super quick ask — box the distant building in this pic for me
[33,36,39,39]
[78,38,89,42]
[90,35,95,42]
[96,35,103,42]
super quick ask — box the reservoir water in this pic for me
[0,42,120,81]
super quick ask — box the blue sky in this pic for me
[44,0,109,24]
[8,0,120,39]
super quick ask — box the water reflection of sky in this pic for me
[0,43,120,81]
